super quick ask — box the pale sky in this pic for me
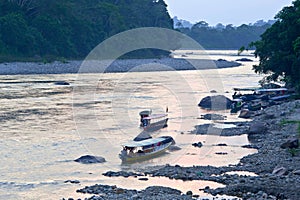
[164,0,294,26]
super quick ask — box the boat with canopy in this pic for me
[119,136,174,162]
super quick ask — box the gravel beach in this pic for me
[0,58,241,75]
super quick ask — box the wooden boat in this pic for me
[119,136,174,162]
[233,87,288,101]
[139,110,168,131]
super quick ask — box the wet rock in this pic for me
[198,95,232,110]
[210,90,217,93]
[192,142,203,148]
[74,155,106,164]
[272,166,287,176]
[280,137,299,149]
[186,191,193,196]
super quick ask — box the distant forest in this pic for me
[175,20,273,50]
[0,0,173,61]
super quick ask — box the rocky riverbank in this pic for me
[64,100,300,200]
[0,58,241,75]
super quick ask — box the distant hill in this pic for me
[0,0,173,61]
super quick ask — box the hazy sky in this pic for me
[164,0,294,26]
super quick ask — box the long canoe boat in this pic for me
[139,110,168,131]
[119,136,174,162]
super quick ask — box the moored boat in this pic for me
[119,136,174,162]
[139,109,168,131]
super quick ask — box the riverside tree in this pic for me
[252,0,300,91]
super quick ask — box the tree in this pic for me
[252,0,300,91]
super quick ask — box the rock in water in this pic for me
[54,81,70,85]
[192,142,203,148]
[198,95,232,110]
[74,155,106,164]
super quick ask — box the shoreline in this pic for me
[66,99,300,200]
[0,58,241,75]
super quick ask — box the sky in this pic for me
[164,0,294,26]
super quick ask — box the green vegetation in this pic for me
[176,22,271,50]
[0,0,173,61]
[279,119,300,138]
[280,119,300,126]
[252,0,300,92]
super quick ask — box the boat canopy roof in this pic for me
[139,110,151,116]
[143,114,167,120]
[233,87,287,92]
[233,87,260,91]
[256,88,287,92]
[122,137,167,148]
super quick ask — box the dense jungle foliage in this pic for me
[0,0,173,61]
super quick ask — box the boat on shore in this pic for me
[231,87,290,113]
[119,136,174,162]
[139,109,168,131]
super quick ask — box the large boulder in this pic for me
[74,155,106,164]
[239,109,254,119]
[280,137,299,149]
[248,121,267,134]
[198,95,232,110]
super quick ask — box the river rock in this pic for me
[248,122,267,134]
[280,137,299,149]
[198,95,232,110]
[293,170,300,175]
[239,109,253,119]
[74,155,106,164]
[272,166,287,176]
[192,142,203,148]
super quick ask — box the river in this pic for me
[0,50,261,199]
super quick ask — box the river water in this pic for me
[0,50,261,199]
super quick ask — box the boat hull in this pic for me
[120,141,172,163]
[142,118,168,132]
